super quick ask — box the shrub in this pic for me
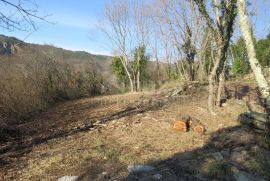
[0,54,104,123]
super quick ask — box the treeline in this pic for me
[231,34,270,76]
[0,52,104,124]
[101,0,269,113]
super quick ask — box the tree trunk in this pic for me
[237,0,269,99]
[216,59,227,107]
[179,60,189,81]
[237,0,270,128]
[187,62,195,81]
[121,56,134,92]
[137,71,140,91]
[208,45,222,115]
[127,71,134,92]
[155,50,160,80]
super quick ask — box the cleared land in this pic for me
[1,80,269,181]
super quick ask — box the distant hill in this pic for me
[0,34,117,86]
[0,35,168,123]
[0,35,169,91]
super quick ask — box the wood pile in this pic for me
[173,115,205,134]
[167,81,199,97]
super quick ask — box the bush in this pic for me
[207,160,232,179]
[0,54,104,123]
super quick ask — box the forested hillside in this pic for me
[0,35,114,123]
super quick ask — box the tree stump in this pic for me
[173,116,190,132]
[173,120,188,132]
[192,125,206,134]
[189,118,205,134]
[173,116,205,133]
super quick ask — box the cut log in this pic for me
[189,118,206,134]
[238,112,267,130]
[173,120,188,132]
[192,125,206,134]
[173,116,206,133]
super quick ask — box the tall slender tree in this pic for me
[237,0,270,128]
[99,0,134,92]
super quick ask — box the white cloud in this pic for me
[53,14,97,29]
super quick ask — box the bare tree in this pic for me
[237,0,270,126]
[155,0,207,81]
[150,0,173,79]
[99,0,134,92]
[0,0,50,31]
[133,0,150,91]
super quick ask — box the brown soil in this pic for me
[0,82,269,181]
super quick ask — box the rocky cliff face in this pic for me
[0,41,17,55]
[0,35,23,55]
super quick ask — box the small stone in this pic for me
[231,149,248,164]
[159,122,171,129]
[102,171,107,175]
[211,152,224,161]
[233,169,262,181]
[127,165,155,173]
[153,173,162,180]
[218,124,224,127]
[111,120,117,124]
[57,176,78,181]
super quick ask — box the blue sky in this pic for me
[1,0,111,55]
[1,0,270,56]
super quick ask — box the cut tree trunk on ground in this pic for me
[173,116,205,134]
[189,118,206,134]
[173,120,189,132]
[238,112,267,131]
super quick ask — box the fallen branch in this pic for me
[167,81,199,97]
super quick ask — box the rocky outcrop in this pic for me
[0,35,23,55]
[0,41,17,55]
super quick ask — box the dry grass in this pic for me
[1,81,269,180]
[2,87,248,180]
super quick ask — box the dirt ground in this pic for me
[1,81,270,181]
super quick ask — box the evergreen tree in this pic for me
[256,34,270,67]
[111,56,128,89]
[231,37,250,76]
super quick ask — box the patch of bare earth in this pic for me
[1,83,270,180]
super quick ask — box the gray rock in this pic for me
[230,149,249,164]
[57,176,79,181]
[232,168,265,181]
[234,171,256,181]
[153,173,162,180]
[211,152,224,161]
[127,165,155,173]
